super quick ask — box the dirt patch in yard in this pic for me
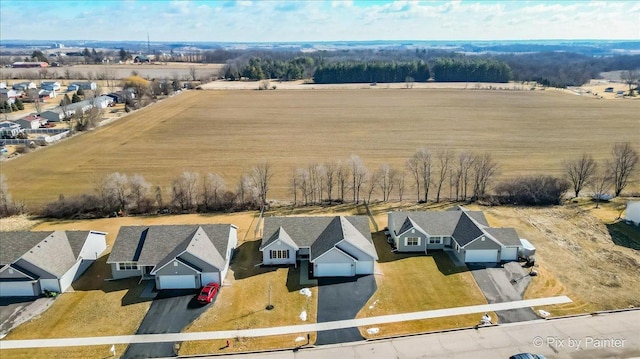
[478,202,640,316]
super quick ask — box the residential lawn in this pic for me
[179,238,318,356]
[477,201,640,316]
[356,233,493,339]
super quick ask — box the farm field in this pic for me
[1,88,639,210]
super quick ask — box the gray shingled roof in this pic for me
[262,216,375,261]
[260,226,299,251]
[390,208,519,247]
[19,231,77,278]
[65,231,91,258]
[108,225,232,272]
[0,232,51,265]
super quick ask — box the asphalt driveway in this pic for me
[469,262,538,324]
[122,289,211,359]
[0,297,54,338]
[315,275,376,345]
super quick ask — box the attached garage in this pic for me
[465,249,498,263]
[157,275,198,290]
[0,281,38,296]
[315,262,355,277]
[200,272,220,286]
[355,260,374,275]
[501,247,519,261]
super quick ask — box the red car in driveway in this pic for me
[197,283,220,304]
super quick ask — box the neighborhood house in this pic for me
[260,216,378,277]
[107,224,238,290]
[15,115,48,129]
[0,230,107,297]
[388,207,523,263]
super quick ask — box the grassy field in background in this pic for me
[2,88,638,210]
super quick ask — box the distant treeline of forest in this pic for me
[215,48,640,87]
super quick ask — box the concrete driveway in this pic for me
[315,275,376,345]
[0,297,54,338]
[122,289,211,359]
[469,262,538,324]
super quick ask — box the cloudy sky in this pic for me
[1,0,638,42]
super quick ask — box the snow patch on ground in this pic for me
[366,327,379,335]
[300,310,307,321]
[299,288,312,297]
[295,336,306,342]
[369,299,379,309]
[538,309,551,317]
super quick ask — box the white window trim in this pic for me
[118,261,139,271]
[406,237,420,246]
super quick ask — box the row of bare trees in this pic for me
[289,150,500,206]
[564,143,638,203]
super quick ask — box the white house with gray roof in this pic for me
[0,231,107,297]
[260,216,378,277]
[107,224,237,290]
[388,207,522,263]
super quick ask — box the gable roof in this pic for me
[262,216,376,261]
[0,231,91,278]
[260,226,299,251]
[107,225,233,272]
[389,207,520,248]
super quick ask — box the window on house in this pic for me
[406,237,419,246]
[429,237,442,244]
[118,262,138,271]
[270,250,290,259]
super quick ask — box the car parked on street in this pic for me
[197,283,219,304]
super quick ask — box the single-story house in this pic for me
[92,95,114,109]
[40,81,61,91]
[0,121,23,138]
[388,207,523,263]
[260,216,378,277]
[0,88,21,104]
[625,201,640,226]
[11,62,48,69]
[0,230,107,297]
[15,115,47,129]
[67,84,79,92]
[70,82,97,91]
[12,81,36,91]
[107,224,238,290]
[0,82,6,89]
[40,108,66,122]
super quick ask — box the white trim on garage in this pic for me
[157,275,198,289]
[465,249,499,263]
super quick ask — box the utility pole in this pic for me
[147,33,150,55]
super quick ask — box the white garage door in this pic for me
[0,281,37,296]
[501,247,519,261]
[158,275,197,290]
[315,263,354,277]
[465,250,498,263]
[355,261,374,275]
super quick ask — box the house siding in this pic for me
[59,259,81,292]
[396,230,426,252]
[313,247,356,264]
[79,232,107,260]
[155,260,199,276]
[262,241,296,265]
[40,278,60,292]
[464,236,502,250]
[0,267,32,279]
[336,240,373,261]
[110,263,143,280]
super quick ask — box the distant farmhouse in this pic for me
[12,62,48,68]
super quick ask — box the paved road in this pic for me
[0,296,571,349]
[316,275,376,345]
[470,263,538,323]
[122,289,209,359]
[207,310,640,359]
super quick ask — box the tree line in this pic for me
[0,143,636,218]
[431,58,512,83]
[313,61,431,84]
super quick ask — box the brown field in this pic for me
[1,88,639,210]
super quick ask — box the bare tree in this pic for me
[472,153,499,200]
[289,169,299,206]
[377,164,397,202]
[189,66,198,82]
[105,172,129,211]
[129,174,151,213]
[251,161,273,208]
[434,150,452,202]
[454,152,474,201]
[365,170,380,203]
[172,171,199,211]
[201,173,225,211]
[407,147,432,202]
[336,160,349,203]
[620,70,639,95]
[591,165,612,209]
[324,161,336,203]
[236,174,254,208]
[348,155,368,203]
[609,142,638,197]
[297,168,311,205]
[154,185,164,210]
[564,153,597,198]
[0,175,11,216]
[396,170,406,202]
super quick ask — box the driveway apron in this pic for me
[315,275,376,345]
[122,289,210,359]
